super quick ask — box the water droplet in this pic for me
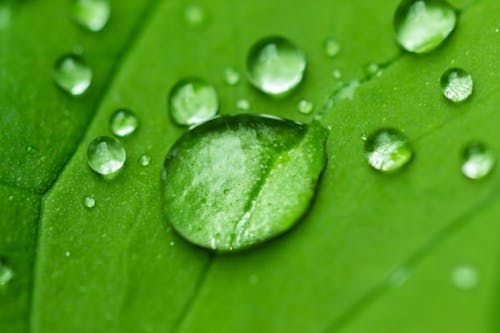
[73,0,111,32]
[0,259,14,286]
[0,4,12,30]
[169,241,175,247]
[53,55,92,96]
[361,133,368,141]
[83,195,96,208]
[451,265,478,290]
[110,109,139,137]
[365,128,413,173]
[461,142,496,179]
[65,251,71,257]
[184,4,206,27]
[249,274,259,284]
[324,37,341,57]
[440,68,473,103]
[364,63,382,78]
[236,99,250,111]
[332,69,342,79]
[139,154,151,167]
[394,0,457,54]
[168,78,219,126]
[87,136,126,176]
[297,99,314,115]
[224,66,241,86]
[247,36,306,96]
[337,80,361,101]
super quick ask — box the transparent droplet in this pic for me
[73,0,111,32]
[169,241,175,247]
[297,99,314,115]
[365,128,413,173]
[87,136,126,175]
[83,195,96,208]
[65,251,71,257]
[451,265,479,290]
[139,154,151,167]
[324,37,341,57]
[332,69,342,79]
[394,0,457,54]
[168,77,219,126]
[0,259,14,286]
[440,68,473,103]
[224,66,241,86]
[236,99,250,111]
[461,142,496,179]
[110,109,139,137]
[53,55,92,96]
[184,4,206,27]
[364,63,382,78]
[247,36,306,96]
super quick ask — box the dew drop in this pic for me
[110,109,139,137]
[65,251,71,257]
[87,136,126,176]
[224,66,241,86]
[394,0,457,54]
[169,241,175,247]
[168,77,219,126]
[297,99,314,115]
[440,68,473,103]
[332,69,342,79]
[364,63,382,78]
[73,0,110,32]
[53,55,92,96]
[365,128,413,173]
[461,142,496,180]
[247,36,306,96]
[236,99,250,111]
[139,154,151,167]
[184,4,206,27]
[451,265,479,290]
[83,195,96,209]
[324,37,341,58]
[0,259,14,286]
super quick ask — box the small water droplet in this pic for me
[461,142,496,180]
[332,69,342,79]
[361,133,368,141]
[440,68,473,103]
[139,154,151,167]
[337,80,361,100]
[451,265,478,290]
[364,63,382,78]
[249,274,259,284]
[87,136,126,176]
[73,0,111,32]
[236,99,250,111]
[0,259,14,286]
[365,128,413,173]
[110,109,139,137]
[394,0,457,54]
[65,251,71,257]
[72,44,85,55]
[168,77,219,126]
[184,4,206,27]
[297,99,314,115]
[224,66,241,86]
[169,241,175,247]
[388,267,411,287]
[324,37,341,57]
[0,4,12,30]
[53,55,92,96]
[83,195,96,208]
[247,36,306,96]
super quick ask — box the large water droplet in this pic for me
[53,55,92,96]
[324,37,341,58]
[451,265,479,290]
[224,66,241,86]
[83,195,96,209]
[168,78,219,126]
[394,0,457,54]
[247,36,306,96]
[110,109,139,137]
[440,68,473,103]
[73,0,110,32]
[87,136,126,176]
[0,259,13,286]
[365,128,413,173]
[461,142,496,179]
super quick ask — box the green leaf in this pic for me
[161,115,327,251]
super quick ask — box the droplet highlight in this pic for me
[394,0,457,54]
[87,136,126,176]
[247,36,306,96]
[168,78,219,126]
[440,68,473,103]
[73,0,111,32]
[53,55,92,96]
[110,109,139,137]
[365,128,413,173]
[461,142,496,180]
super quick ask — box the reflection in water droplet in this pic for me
[440,68,473,103]
[247,36,306,96]
[297,99,314,115]
[110,109,139,137]
[394,0,457,54]
[73,0,110,32]
[184,4,206,27]
[461,142,496,180]
[53,55,92,96]
[0,259,14,286]
[224,66,241,86]
[87,136,126,176]
[169,78,219,126]
[236,99,250,111]
[324,37,341,57]
[452,265,479,290]
[365,128,413,173]
[139,154,151,167]
[83,195,96,208]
